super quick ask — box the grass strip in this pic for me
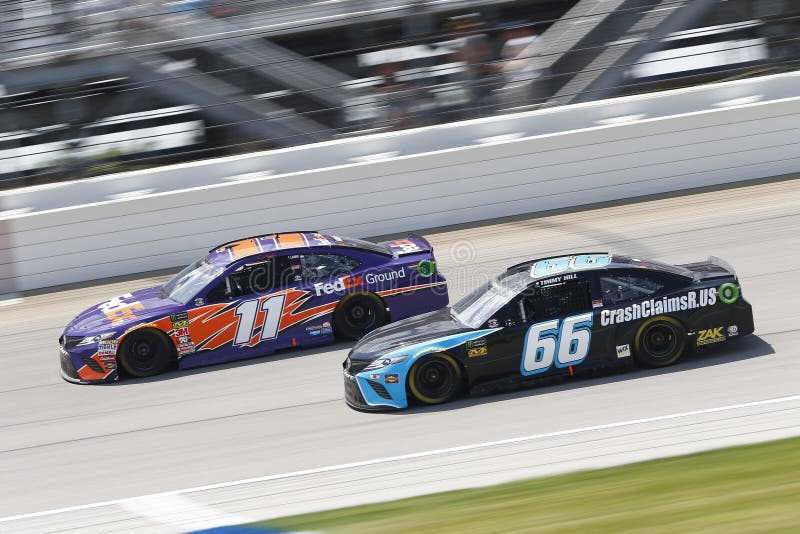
[255,436,800,533]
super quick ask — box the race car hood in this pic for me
[65,285,182,335]
[350,307,470,362]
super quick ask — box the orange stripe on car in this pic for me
[217,239,261,261]
[276,233,306,250]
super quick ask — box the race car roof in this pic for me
[507,253,693,280]
[207,231,391,266]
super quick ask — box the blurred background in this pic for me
[2,0,799,189]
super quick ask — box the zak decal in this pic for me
[697,327,726,346]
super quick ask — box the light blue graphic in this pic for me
[355,328,501,408]
[532,254,612,277]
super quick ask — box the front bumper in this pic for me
[343,371,403,411]
[59,344,118,384]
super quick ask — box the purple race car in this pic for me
[59,232,448,383]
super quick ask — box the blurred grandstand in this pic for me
[1,0,799,188]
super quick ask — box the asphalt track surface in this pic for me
[1,177,800,532]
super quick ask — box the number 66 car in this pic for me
[59,232,448,383]
[342,253,754,410]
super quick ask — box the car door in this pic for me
[290,251,362,341]
[517,276,595,377]
[468,276,595,383]
[192,255,295,364]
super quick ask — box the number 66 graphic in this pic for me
[521,312,593,376]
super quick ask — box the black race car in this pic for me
[342,253,754,410]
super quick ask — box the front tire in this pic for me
[333,293,388,340]
[633,316,686,368]
[118,329,174,378]
[408,353,463,405]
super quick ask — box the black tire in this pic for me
[118,329,175,378]
[408,353,463,405]
[333,292,388,340]
[633,316,687,368]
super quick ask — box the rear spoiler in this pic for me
[708,256,736,277]
[379,233,433,257]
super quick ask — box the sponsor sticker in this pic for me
[616,344,631,358]
[697,327,726,346]
[385,374,399,384]
[487,318,500,328]
[98,339,117,358]
[364,268,407,285]
[177,341,195,356]
[313,275,363,296]
[466,338,486,349]
[467,346,488,358]
[174,326,190,337]
[306,322,332,336]
[369,374,381,380]
[727,325,739,337]
[601,288,718,327]
[170,312,190,329]
[194,298,204,307]
[104,362,116,371]
[592,299,603,308]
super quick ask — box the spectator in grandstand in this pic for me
[374,62,413,130]
[497,23,543,106]
[462,33,495,113]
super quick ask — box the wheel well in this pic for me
[119,327,177,359]
[406,351,468,387]
[334,291,389,315]
[332,291,390,339]
[632,315,688,356]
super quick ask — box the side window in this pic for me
[600,270,667,305]
[298,254,360,283]
[520,279,592,323]
[206,257,292,302]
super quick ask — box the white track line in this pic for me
[3,393,800,524]
[120,494,250,532]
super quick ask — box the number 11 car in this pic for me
[59,232,447,383]
[343,253,754,410]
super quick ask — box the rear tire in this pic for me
[408,353,462,405]
[633,316,686,368]
[333,293,388,340]
[118,329,174,378]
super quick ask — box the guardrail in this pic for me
[2,71,799,294]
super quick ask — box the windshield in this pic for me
[161,258,224,305]
[451,271,530,328]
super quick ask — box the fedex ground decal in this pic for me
[313,268,407,296]
[601,288,717,326]
[314,275,363,296]
[365,267,406,284]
